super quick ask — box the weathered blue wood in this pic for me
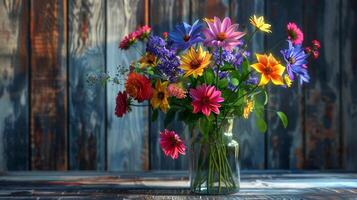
[106,0,149,171]
[341,0,357,170]
[68,0,106,170]
[149,0,191,170]
[303,0,341,169]
[265,0,304,169]
[0,0,29,170]
[230,0,265,170]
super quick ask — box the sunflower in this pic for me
[180,46,211,78]
[150,80,170,113]
[249,15,272,33]
[139,52,158,68]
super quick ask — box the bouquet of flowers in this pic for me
[92,16,320,194]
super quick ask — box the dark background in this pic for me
[0,0,356,171]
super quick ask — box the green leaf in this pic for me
[164,109,176,127]
[231,78,239,86]
[151,109,158,122]
[204,68,215,84]
[256,118,267,133]
[218,78,229,88]
[277,111,288,128]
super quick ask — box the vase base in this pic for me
[191,186,239,195]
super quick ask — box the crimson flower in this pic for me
[190,84,224,117]
[160,129,186,159]
[115,91,129,117]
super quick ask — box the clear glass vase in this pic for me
[189,117,240,194]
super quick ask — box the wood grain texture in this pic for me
[68,0,105,170]
[266,0,304,169]
[106,0,149,171]
[149,0,190,170]
[0,0,29,170]
[303,0,341,169]
[230,0,265,169]
[341,0,357,170]
[30,0,68,170]
[191,0,229,20]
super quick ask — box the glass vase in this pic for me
[189,117,240,194]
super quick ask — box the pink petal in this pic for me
[221,17,231,32]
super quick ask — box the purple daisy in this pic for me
[281,41,310,84]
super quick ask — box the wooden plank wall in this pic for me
[0,0,356,171]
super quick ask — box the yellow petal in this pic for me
[251,63,265,73]
[259,75,270,86]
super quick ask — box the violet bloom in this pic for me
[281,41,309,84]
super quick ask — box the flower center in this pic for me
[288,57,296,64]
[190,60,201,69]
[216,32,227,41]
[201,97,210,105]
[288,30,297,40]
[183,35,191,42]
[158,92,165,100]
[263,66,273,74]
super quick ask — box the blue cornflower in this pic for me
[146,36,166,56]
[169,20,204,50]
[281,41,309,84]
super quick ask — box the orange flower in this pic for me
[125,72,153,102]
[251,54,285,86]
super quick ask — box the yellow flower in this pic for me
[203,18,214,23]
[284,74,292,87]
[150,80,170,113]
[251,54,285,86]
[180,46,211,78]
[249,15,272,33]
[139,52,158,68]
[243,100,254,119]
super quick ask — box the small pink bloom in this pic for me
[167,83,187,99]
[160,129,186,159]
[312,50,319,59]
[287,22,304,45]
[119,32,138,50]
[136,25,151,40]
[311,40,321,49]
[203,17,246,51]
[190,84,224,117]
[162,32,168,39]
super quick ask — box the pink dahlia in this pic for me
[287,22,304,45]
[190,84,224,117]
[160,129,186,159]
[203,17,245,51]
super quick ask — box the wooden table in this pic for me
[0,171,356,199]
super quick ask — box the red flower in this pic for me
[119,32,138,50]
[190,84,224,117]
[125,72,153,102]
[160,129,186,159]
[162,32,168,39]
[312,40,321,49]
[115,91,129,117]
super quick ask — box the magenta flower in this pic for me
[190,85,224,117]
[160,129,186,159]
[287,22,304,45]
[203,17,246,51]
